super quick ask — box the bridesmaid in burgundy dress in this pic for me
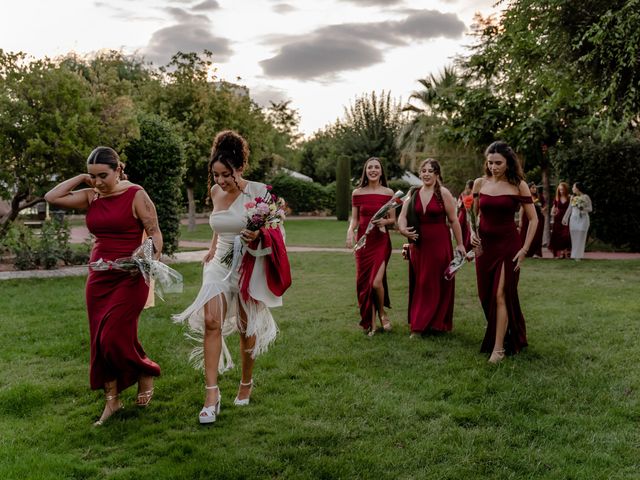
[398,159,466,336]
[470,141,538,363]
[548,182,571,258]
[519,183,545,257]
[457,180,474,252]
[346,157,395,336]
[45,147,163,425]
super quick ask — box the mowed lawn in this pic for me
[0,255,639,479]
[180,219,408,250]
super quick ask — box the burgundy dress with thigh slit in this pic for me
[408,194,454,333]
[353,193,392,331]
[85,186,161,392]
[476,194,530,354]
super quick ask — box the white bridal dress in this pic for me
[563,194,592,260]
[172,181,281,372]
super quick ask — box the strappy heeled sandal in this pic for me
[94,393,123,426]
[136,388,154,407]
[381,315,392,332]
[199,385,221,425]
[234,379,253,406]
[488,349,506,364]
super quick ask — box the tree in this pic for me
[0,51,138,238]
[335,155,351,221]
[124,113,185,255]
[337,91,405,180]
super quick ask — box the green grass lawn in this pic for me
[180,219,408,249]
[1,256,639,478]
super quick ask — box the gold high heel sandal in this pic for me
[381,315,392,332]
[488,349,506,364]
[94,393,123,426]
[136,388,154,407]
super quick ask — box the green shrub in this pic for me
[269,173,333,215]
[125,113,186,255]
[553,134,640,251]
[387,179,411,193]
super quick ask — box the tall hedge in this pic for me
[335,155,351,221]
[553,135,640,251]
[269,173,333,215]
[124,113,185,255]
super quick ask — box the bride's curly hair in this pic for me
[207,130,250,196]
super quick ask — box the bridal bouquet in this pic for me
[220,186,286,267]
[353,190,407,252]
[89,238,183,300]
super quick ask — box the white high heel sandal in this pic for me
[234,379,253,406]
[199,385,221,424]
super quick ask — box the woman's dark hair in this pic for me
[466,179,474,190]
[418,158,444,205]
[574,181,585,194]
[484,141,524,186]
[86,146,127,180]
[207,130,250,194]
[357,157,388,188]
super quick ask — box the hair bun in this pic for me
[210,130,249,170]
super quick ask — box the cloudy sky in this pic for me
[0,0,499,135]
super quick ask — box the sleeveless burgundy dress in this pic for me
[353,193,392,330]
[458,194,473,251]
[408,194,454,333]
[476,194,531,354]
[548,198,571,256]
[85,186,161,392]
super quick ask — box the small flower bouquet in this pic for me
[353,190,407,252]
[220,185,286,267]
[89,238,183,300]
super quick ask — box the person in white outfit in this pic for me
[562,182,592,260]
[173,130,288,424]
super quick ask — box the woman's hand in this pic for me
[203,249,215,264]
[241,229,260,243]
[455,244,466,256]
[562,219,568,226]
[470,232,481,248]
[399,226,418,241]
[346,230,354,249]
[512,248,527,272]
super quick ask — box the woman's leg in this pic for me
[203,294,226,407]
[372,261,390,330]
[489,263,508,363]
[236,304,256,401]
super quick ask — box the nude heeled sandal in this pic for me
[234,379,253,406]
[199,385,221,424]
[94,393,123,426]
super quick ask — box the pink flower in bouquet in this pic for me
[245,201,256,209]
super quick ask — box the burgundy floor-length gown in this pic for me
[408,194,454,333]
[476,194,530,354]
[520,200,544,257]
[548,198,571,256]
[85,186,161,392]
[353,193,392,330]
[458,194,472,252]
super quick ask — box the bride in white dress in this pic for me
[562,182,593,260]
[173,130,285,424]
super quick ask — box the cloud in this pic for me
[191,0,220,11]
[261,37,382,80]
[260,9,465,80]
[143,8,232,65]
[338,0,404,5]
[249,85,290,108]
[272,3,296,14]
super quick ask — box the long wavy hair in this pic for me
[207,130,250,196]
[555,181,570,201]
[418,158,443,205]
[357,157,388,188]
[484,141,524,186]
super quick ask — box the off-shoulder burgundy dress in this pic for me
[476,194,530,354]
[548,198,571,257]
[353,193,392,331]
[408,194,454,333]
[85,186,161,392]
